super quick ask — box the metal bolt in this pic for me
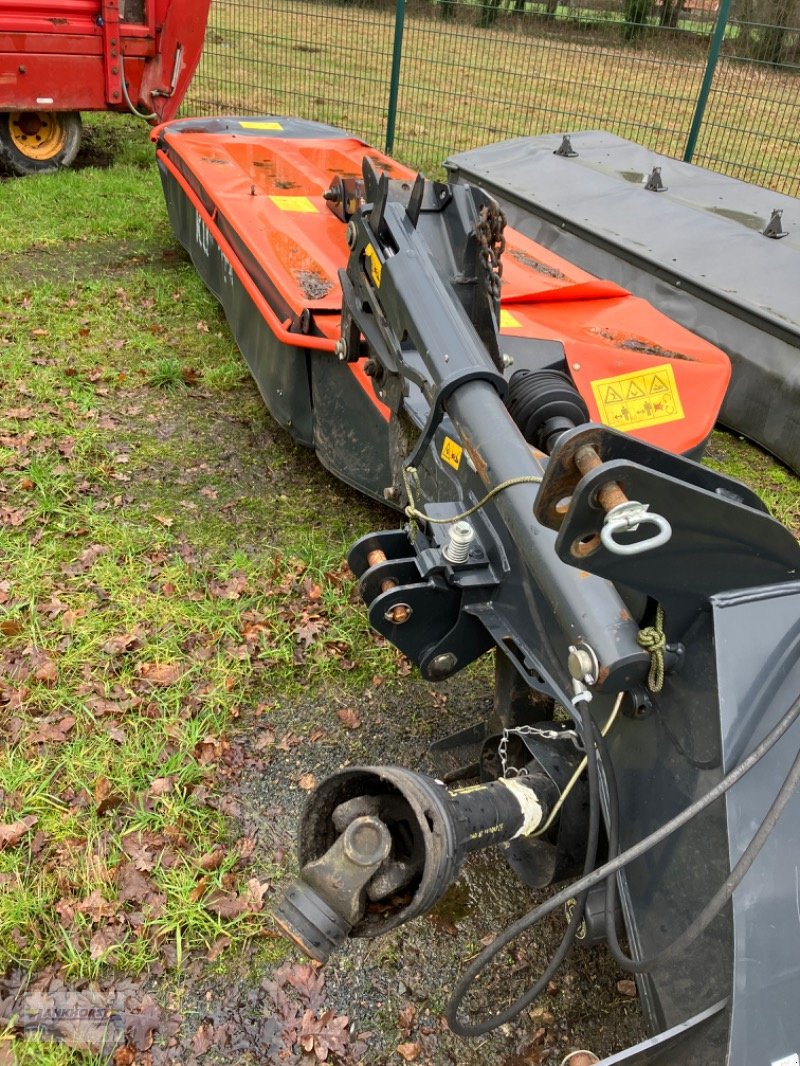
[334,338,348,362]
[383,603,411,624]
[443,520,475,564]
[345,221,358,248]
[501,353,514,368]
[429,652,457,679]
[342,816,392,868]
[567,643,599,685]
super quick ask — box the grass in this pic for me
[185,0,800,191]
[0,118,398,1026]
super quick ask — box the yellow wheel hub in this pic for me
[8,111,68,161]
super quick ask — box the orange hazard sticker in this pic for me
[591,365,684,431]
[269,196,317,212]
[441,436,463,470]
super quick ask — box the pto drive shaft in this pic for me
[274,765,557,962]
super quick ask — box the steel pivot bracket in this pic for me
[535,425,800,632]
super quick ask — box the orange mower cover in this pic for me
[152,116,731,467]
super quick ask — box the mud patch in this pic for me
[509,248,567,280]
[0,238,186,288]
[297,270,334,300]
[137,679,647,1064]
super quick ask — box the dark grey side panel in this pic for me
[446,133,800,473]
[157,159,314,447]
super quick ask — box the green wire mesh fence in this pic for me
[185,0,799,194]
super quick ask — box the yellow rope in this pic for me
[637,603,666,693]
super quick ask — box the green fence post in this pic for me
[684,0,731,163]
[386,0,406,155]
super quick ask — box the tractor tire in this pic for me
[0,111,82,176]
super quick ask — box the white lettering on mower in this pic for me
[195,214,212,257]
[772,1053,799,1066]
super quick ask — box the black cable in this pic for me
[447,696,601,1038]
[445,689,800,1036]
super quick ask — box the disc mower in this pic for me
[153,116,800,1066]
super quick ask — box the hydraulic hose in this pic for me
[446,689,800,1037]
[447,694,602,1034]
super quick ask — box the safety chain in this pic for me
[498,724,584,779]
[637,602,666,693]
[476,203,506,301]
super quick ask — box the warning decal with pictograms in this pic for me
[590,365,684,431]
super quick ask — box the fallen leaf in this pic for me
[396,1041,421,1061]
[242,877,270,912]
[208,572,248,600]
[276,731,302,751]
[397,1004,416,1032]
[207,934,230,962]
[299,1009,350,1062]
[33,655,58,684]
[62,543,108,576]
[617,978,637,998]
[204,889,251,919]
[0,506,31,527]
[94,776,124,813]
[189,876,209,904]
[116,862,162,909]
[197,848,225,872]
[192,1020,215,1055]
[0,815,37,849]
[296,617,324,647]
[124,994,161,1052]
[195,736,227,764]
[337,707,361,730]
[27,715,75,745]
[298,773,317,791]
[89,924,126,960]
[136,662,181,686]
[77,888,117,922]
[102,629,144,656]
[304,580,322,602]
[153,514,174,527]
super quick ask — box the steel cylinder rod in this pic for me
[446,379,647,690]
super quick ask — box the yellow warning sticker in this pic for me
[364,243,382,288]
[500,309,522,329]
[441,436,463,471]
[591,365,684,431]
[269,196,317,213]
[240,120,283,130]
